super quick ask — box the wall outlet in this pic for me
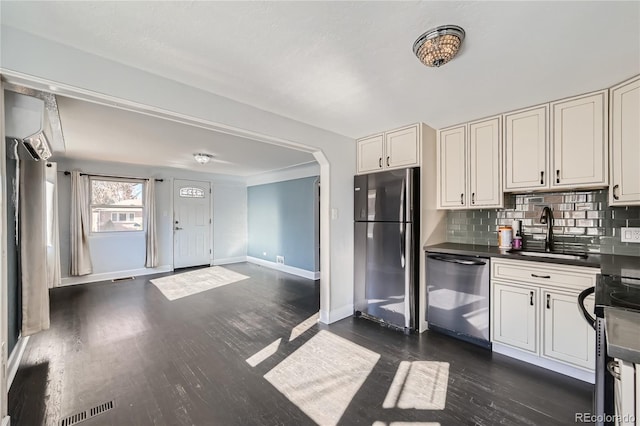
[276,256,285,265]
[621,227,640,243]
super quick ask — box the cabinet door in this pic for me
[357,134,384,174]
[504,105,549,191]
[385,125,420,169]
[610,76,640,206]
[437,125,467,209]
[469,116,502,208]
[542,290,595,370]
[552,91,607,188]
[492,282,537,353]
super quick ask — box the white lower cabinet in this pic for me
[542,290,595,370]
[491,258,598,379]
[492,282,537,353]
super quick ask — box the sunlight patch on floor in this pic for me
[288,312,319,342]
[383,361,449,410]
[246,338,282,367]
[150,266,248,300]
[265,330,380,426]
[372,422,441,426]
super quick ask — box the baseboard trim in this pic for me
[7,335,30,390]
[246,256,319,280]
[60,265,173,286]
[492,342,595,384]
[213,256,247,266]
[2,416,10,426]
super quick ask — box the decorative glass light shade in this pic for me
[413,25,465,68]
[193,153,212,164]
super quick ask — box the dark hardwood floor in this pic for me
[9,263,592,425]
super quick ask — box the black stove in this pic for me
[585,272,640,425]
[595,274,640,316]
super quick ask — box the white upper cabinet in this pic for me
[504,105,549,191]
[385,125,420,169]
[356,124,421,174]
[357,133,384,173]
[437,117,503,210]
[469,116,502,207]
[610,75,640,206]
[503,90,608,192]
[437,125,467,208]
[551,91,608,188]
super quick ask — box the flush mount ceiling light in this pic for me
[413,25,465,68]
[193,153,213,164]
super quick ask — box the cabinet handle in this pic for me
[613,184,620,200]
[540,171,544,185]
[546,294,551,309]
[386,156,390,167]
[531,273,551,279]
[379,157,382,168]
[530,291,534,306]
[460,193,464,205]
[556,169,560,184]
[471,193,475,204]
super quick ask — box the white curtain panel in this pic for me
[20,154,50,335]
[45,163,62,288]
[145,178,158,268]
[70,170,93,276]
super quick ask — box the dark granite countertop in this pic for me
[604,307,640,364]
[424,242,640,276]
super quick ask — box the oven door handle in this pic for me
[578,286,596,331]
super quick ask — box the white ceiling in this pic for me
[55,96,315,176]
[2,1,639,138]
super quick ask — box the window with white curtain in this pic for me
[89,178,145,233]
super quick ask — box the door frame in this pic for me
[172,178,213,269]
[0,80,10,425]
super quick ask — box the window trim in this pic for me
[89,176,146,234]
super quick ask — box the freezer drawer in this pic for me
[354,221,414,329]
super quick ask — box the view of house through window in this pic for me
[90,178,144,232]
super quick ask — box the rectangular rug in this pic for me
[150,266,249,301]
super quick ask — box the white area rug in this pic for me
[264,330,380,426]
[150,266,249,301]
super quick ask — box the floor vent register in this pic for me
[59,400,115,426]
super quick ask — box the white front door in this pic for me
[173,179,211,269]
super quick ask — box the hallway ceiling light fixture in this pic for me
[413,25,465,68]
[193,153,213,164]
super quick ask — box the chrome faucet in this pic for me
[539,206,554,252]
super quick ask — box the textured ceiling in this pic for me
[55,96,315,176]
[2,1,639,138]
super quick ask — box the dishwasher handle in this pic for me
[427,255,487,266]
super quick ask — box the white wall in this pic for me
[55,157,248,283]
[1,27,356,323]
[212,182,247,265]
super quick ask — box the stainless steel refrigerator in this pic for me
[354,167,419,332]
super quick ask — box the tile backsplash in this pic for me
[446,189,640,257]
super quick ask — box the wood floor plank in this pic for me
[9,263,591,425]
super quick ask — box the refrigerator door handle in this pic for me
[400,222,406,268]
[404,222,412,329]
[399,175,406,223]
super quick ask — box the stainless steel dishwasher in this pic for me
[426,253,490,348]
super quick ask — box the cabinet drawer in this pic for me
[491,258,598,291]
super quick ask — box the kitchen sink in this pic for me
[507,249,589,260]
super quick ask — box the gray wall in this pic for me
[248,176,319,272]
[447,189,640,256]
[56,158,247,278]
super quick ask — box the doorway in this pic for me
[173,179,212,269]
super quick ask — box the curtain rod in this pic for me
[62,171,164,182]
